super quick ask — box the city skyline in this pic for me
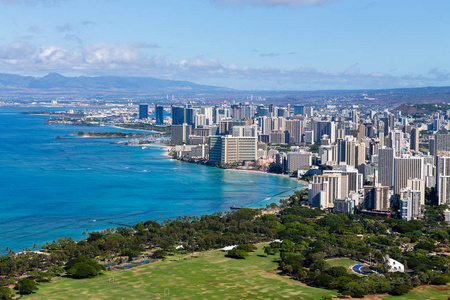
[0,0,449,90]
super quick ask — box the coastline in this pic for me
[132,143,172,158]
[223,168,306,184]
[109,125,164,134]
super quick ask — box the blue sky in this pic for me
[0,0,449,90]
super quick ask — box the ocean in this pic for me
[0,107,303,253]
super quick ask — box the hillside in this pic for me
[0,73,233,94]
[394,103,450,114]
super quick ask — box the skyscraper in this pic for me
[437,155,450,205]
[155,105,164,125]
[394,156,424,195]
[171,106,185,125]
[410,127,419,151]
[294,105,304,116]
[378,147,395,188]
[139,104,148,119]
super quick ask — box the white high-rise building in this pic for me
[390,130,404,156]
[437,155,450,205]
[309,173,349,209]
[394,156,424,195]
[400,188,424,220]
[201,107,213,125]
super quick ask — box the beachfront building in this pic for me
[208,135,257,164]
[171,123,192,144]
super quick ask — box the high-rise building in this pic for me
[171,123,192,144]
[294,105,304,116]
[155,105,164,125]
[394,156,424,195]
[435,133,450,153]
[314,121,335,144]
[390,130,404,156]
[287,151,312,173]
[378,148,394,188]
[185,108,196,126]
[208,134,257,164]
[286,119,303,144]
[400,188,424,219]
[410,127,419,151]
[139,104,148,119]
[363,185,390,211]
[407,178,425,207]
[437,155,450,205]
[201,107,213,125]
[309,173,349,209]
[171,106,185,125]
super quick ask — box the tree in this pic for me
[389,284,412,296]
[432,275,450,285]
[314,273,334,288]
[152,250,167,259]
[68,263,98,279]
[15,279,38,295]
[65,256,105,279]
[236,244,257,252]
[226,249,248,259]
[0,287,13,300]
[325,266,348,278]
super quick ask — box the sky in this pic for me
[0,0,449,90]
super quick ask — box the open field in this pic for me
[24,246,335,300]
[325,258,357,269]
[372,285,450,300]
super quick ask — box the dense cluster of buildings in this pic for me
[136,102,450,220]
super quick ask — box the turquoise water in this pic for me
[0,107,302,253]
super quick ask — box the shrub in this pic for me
[432,275,450,285]
[68,263,98,279]
[236,244,257,252]
[226,249,248,259]
[314,273,334,288]
[14,279,38,295]
[152,250,167,259]
[389,284,412,296]
[65,256,105,279]
[326,266,348,278]
[0,286,13,300]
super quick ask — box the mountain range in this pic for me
[0,73,233,94]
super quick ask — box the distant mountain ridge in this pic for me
[0,73,233,93]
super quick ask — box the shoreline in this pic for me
[223,167,306,184]
[109,125,165,134]
[132,143,172,158]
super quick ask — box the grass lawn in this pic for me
[325,258,357,269]
[361,284,450,300]
[24,245,335,300]
[381,285,450,300]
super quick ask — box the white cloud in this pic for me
[0,41,447,90]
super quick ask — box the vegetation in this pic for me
[0,192,448,298]
[76,131,153,138]
[65,256,106,279]
[15,279,38,295]
[26,245,336,299]
[118,123,171,134]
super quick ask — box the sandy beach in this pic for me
[133,143,172,158]
[224,168,307,185]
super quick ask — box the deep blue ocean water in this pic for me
[0,107,303,253]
